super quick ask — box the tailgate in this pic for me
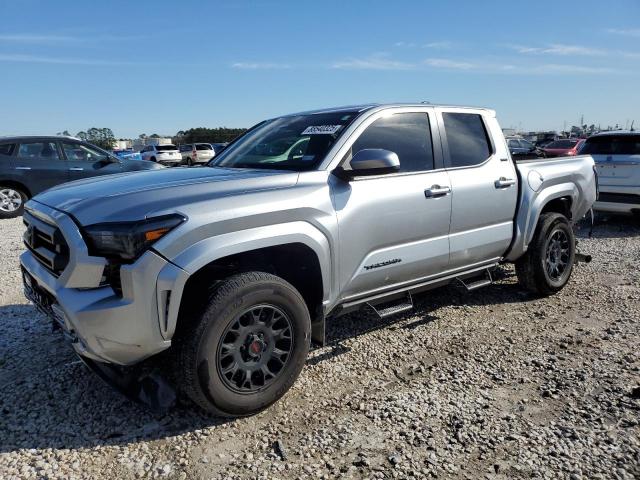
[593,154,640,188]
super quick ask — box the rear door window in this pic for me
[0,143,15,156]
[581,135,640,155]
[17,142,61,161]
[442,113,492,168]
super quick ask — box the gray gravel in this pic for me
[1,214,639,479]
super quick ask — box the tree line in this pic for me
[173,127,247,145]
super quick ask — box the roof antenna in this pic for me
[630,120,635,132]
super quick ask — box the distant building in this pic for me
[113,139,132,150]
[131,137,173,151]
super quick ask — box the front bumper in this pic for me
[20,201,189,365]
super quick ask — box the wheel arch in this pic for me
[506,183,578,262]
[170,222,332,344]
[0,180,32,198]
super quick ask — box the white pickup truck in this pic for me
[21,103,598,416]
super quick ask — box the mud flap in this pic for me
[77,354,176,414]
[311,309,325,347]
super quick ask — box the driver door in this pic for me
[334,110,452,300]
[60,141,122,181]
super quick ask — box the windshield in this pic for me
[195,144,212,150]
[156,145,177,151]
[211,111,360,171]
[546,140,577,149]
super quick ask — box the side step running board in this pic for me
[457,268,493,291]
[368,292,413,319]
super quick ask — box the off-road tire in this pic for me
[172,271,311,417]
[515,212,576,296]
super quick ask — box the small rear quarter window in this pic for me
[0,143,15,156]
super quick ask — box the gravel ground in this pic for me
[0,215,639,479]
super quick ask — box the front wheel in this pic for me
[0,186,27,218]
[515,212,576,296]
[173,272,311,417]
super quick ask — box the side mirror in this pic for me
[336,149,400,180]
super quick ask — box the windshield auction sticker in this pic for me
[301,125,343,135]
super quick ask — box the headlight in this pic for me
[83,214,186,261]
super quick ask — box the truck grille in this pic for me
[23,212,69,276]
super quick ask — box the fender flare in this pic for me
[170,221,333,304]
[506,182,578,262]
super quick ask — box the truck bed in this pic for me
[505,154,597,261]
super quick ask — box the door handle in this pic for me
[494,177,516,188]
[15,166,31,170]
[68,167,84,171]
[424,185,451,198]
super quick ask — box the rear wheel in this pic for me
[0,186,27,218]
[150,156,156,162]
[173,272,310,417]
[516,212,575,296]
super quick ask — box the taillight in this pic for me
[192,149,197,158]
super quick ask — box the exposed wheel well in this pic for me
[0,181,31,198]
[541,196,572,219]
[178,243,324,324]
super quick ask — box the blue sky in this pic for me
[1,0,639,138]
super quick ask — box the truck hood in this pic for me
[32,167,299,225]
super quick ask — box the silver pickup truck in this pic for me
[20,104,597,416]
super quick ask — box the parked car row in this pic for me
[138,143,229,167]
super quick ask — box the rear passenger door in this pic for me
[14,141,69,194]
[334,109,452,299]
[437,109,518,269]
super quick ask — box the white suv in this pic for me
[582,131,640,215]
[140,145,182,166]
[179,143,215,166]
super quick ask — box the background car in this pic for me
[112,148,142,161]
[507,137,546,160]
[580,131,640,215]
[0,136,163,218]
[179,143,215,166]
[542,139,584,157]
[140,144,182,166]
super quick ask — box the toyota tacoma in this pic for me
[21,104,597,416]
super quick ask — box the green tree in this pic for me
[75,127,116,150]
